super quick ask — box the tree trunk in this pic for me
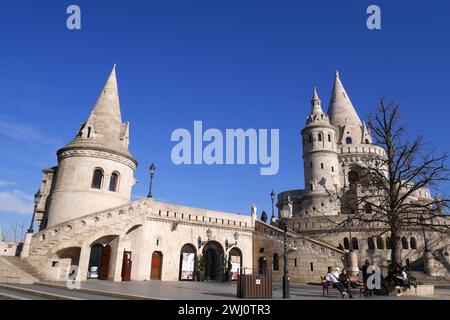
[390,230,403,266]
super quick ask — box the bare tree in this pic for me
[328,99,449,266]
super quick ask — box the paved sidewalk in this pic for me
[49,280,450,300]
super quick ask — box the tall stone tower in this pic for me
[43,65,138,228]
[300,88,341,216]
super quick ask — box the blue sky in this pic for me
[0,1,449,240]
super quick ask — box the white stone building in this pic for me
[21,66,254,282]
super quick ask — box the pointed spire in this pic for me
[65,65,134,159]
[86,64,122,132]
[310,87,323,114]
[327,71,362,128]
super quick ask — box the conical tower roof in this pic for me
[62,65,135,161]
[306,87,330,126]
[327,71,362,128]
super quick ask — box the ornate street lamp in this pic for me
[270,190,275,220]
[280,206,290,299]
[198,228,212,248]
[225,231,239,251]
[147,163,156,198]
[27,191,41,234]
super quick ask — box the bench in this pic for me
[349,276,366,297]
[320,276,334,297]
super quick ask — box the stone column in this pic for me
[76,245,90,282]
[20,233,33,258]
[423,252,438,277]
[348,251,359,276]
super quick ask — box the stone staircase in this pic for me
[410,271,450,286]
[1,257,47,282]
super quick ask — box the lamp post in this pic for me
[27,191,41,234]
[225,231,239,251]
[147,163,156,198]
[270,190,275,221]
[198,228,212,249]
[280,206,290,299]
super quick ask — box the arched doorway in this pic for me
[258,257,268,274]
[88,244,111,280]
[179,244,197,281]
[55,247,81,281]
[228,247,242,281]
[203,241,224,281]
[150,251,163,280]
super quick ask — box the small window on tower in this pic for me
[310,184,313,191]
[346,137,352,144]
[309,135,312,143]
[321,163,324,169]
[331,166,334,172]
[318,133,322,142]
[109,172,119,192]
[328,134,331,142]
[310,162,313,168]
[91,169,104,189]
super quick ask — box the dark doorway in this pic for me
[203,241,224,281]
[258,257,268,274]
[88,244,103,279]
[98,245,111,280]
[151,251,163,280]
[121,251,132,281]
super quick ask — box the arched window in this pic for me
[364,203,372,214]
[109,172,119,192]
[385,237,392,249]
[376,237,384,250]
[318,133,322,142]
[410,237,417,250]
[368,237,375,250]
[273,253,279,271]
[328,134,331,142]
[365,139,369,144]
[402,237,409,250]
[346,137,352,144]
[343,238,350,250]
[309,135,312,143]
[91,169,103,189]
[352,238,359,250]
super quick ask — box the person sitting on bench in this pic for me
[393,265,408,296]
[338,268,353,298]
[325,266,349,298]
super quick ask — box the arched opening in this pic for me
[376,237,384,250]
[410,237,417,250]
[346,137,352,144]
[89,235,119,281]
[348,170,359,187]
[352,237,359,250]
[151,251,163,280]
[368,237,375,250]
[179,244,197,281]
[365,139,369,144]
[258,257,267,274]
[328,134,331,142]
[343,238,350,250]
[91,169,104,189]
[402,237,409,250]
[318,133,322,142]
[273,253,279,271]
[228,247,243,281]
[364,203,372,214]
[109,172,119,192]
[202,241,225,281]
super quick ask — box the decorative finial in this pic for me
[335,70,340,77]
